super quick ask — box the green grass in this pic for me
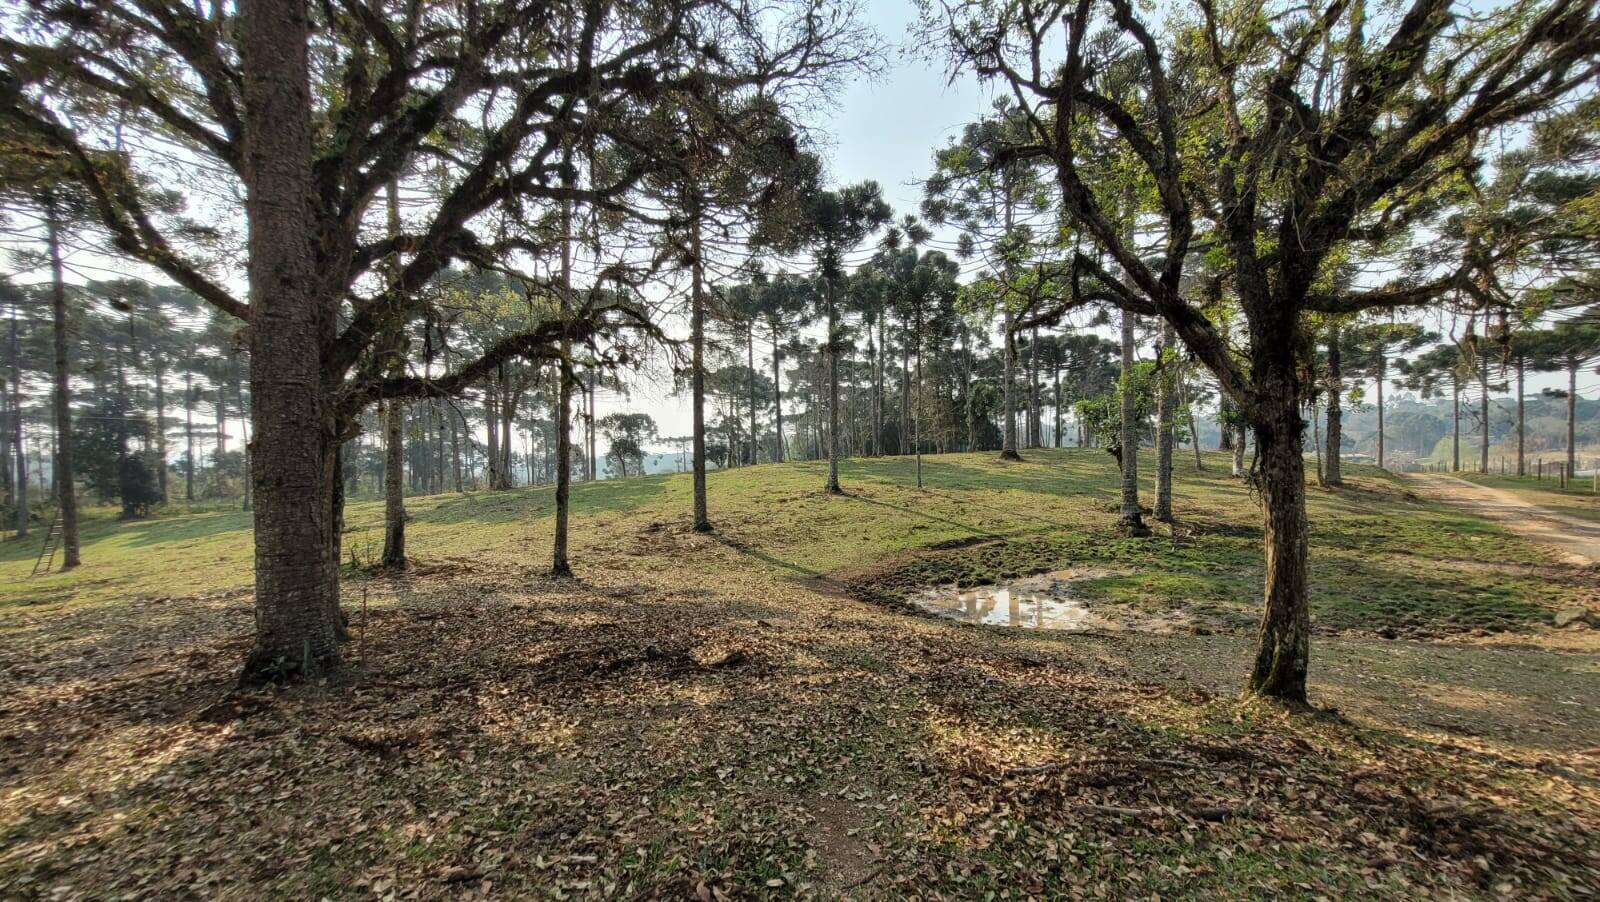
[3,448,1586,635]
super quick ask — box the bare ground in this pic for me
[1405,473,1600,567]
[2,531,1597,899]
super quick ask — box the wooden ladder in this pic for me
[29,513,62,577]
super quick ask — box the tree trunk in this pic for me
[1117,309,1146,534]
[1179,372,1203,470]
[914,307,923,489]
[44,196,80,568]
[1375,356,1387,470]
[1515,354,1525,476]
[747,322,757,464]
[825,274,842,493]
[238,0,342,682]
[8,306,26,536]
[184,370,195,501]
[1478,354,1489,475]
[552,174,575,572]
[1247,393,1311,706]
[236,378,252,512]
[870,324,882,456]
[1233,424,1246,477]
[1323,323,1343,486]
[999,310,1021,461]
[1451,378,1460,472]
[1566,360,1578,479]
[587,368,597,481]
[1026,328,1039,447]
[1154,322,1176,522]
[899,326,911,455]
[380,183,406,569]
[215,383,228,474]
[690,215,712,529]
[1053,358,1063,448]
[152,352,167,503]
[485,387,500,488]
[771,322,784,463]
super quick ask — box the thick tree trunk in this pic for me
[1233,424,1246,477]
[1247,395,1311,706]
[1117,309,1146,534]
[553,364,573,573]
[238,0,342,682]
[552,187,575,572]
[1000,310,1021,461]
[381,393,406,567]
[1323,323,1343,486]
[44,197,80,568]
[380,184,406,568]
[1154,322,1176,522]
[690,217,712,529]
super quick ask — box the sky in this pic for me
[600,1,999,444]
[6,1,1592,469]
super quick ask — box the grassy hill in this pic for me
[2,449,1597,898]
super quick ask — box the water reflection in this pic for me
[910,570,1106,631]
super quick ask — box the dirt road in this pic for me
[1405,472,1600,566]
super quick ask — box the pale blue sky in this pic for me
[815,2,990,219]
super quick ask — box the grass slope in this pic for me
[1,449,1597,899]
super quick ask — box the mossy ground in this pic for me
[1,449,1596,898]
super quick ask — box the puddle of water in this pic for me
[909,570,1108,631]
[907,569,1201,634]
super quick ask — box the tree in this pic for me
[786,183,891,493]
[1398,343,1470,469]
[1343,321,1434,470]
[928,0,1600,704]
[1529,318,1600,476]
[1152,321,1178,521]
[599,412,658,477]
[643,70,857,531]
[4,0,824,681]
[923,101,1052,462]
[741,274,814,463]
[0,141,83,566]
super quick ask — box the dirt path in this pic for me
[1405,472,1600,566]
